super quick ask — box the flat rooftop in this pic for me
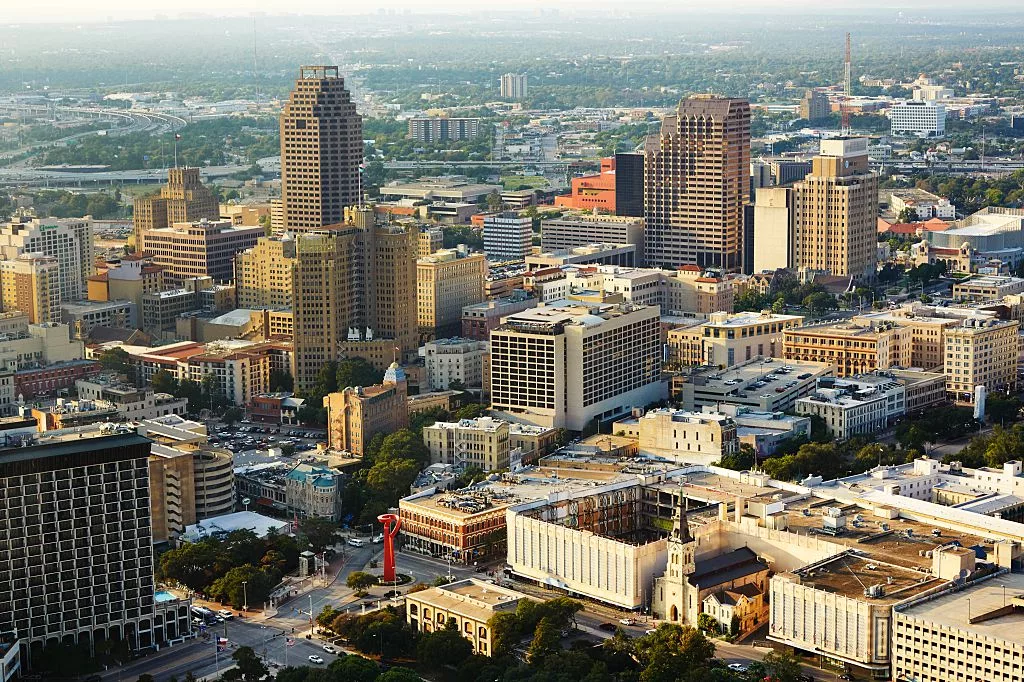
[409,579,529,621]
[648,469,787,505]
[898,573,1024,644]
[705,312,803,328]
[793,554,941,603]
[781,497,988,570]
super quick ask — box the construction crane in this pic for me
[841,32,852,136]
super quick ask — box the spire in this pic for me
[672,490,692,544]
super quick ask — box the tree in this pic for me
[633,624,716,682]
[896,206,917,223]
[453,403,489,421]
[327,654,379,682]
[222,407,244,426]
[759,650,803,682]
[347,571,378,591]
[375,429,431,466]
[269,369,294,393]
[207,564,276,609]
[987,394,1022,425]
[336,358,384,390]
[231,646,268,682]
[527,616,562,663]
[376,668,422,682]
[486,189,503,211]
[803,291,838,316]
[299,516,340,552]
[157,539,229,590]
[417,621,474,670]
[696,613,719,635]
[151,369,178,395]
[281,442,296,456]
[366,457,420,505]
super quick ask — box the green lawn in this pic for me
[500,175,549,190]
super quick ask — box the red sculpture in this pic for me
[377,513,402,583]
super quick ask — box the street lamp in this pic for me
[242,581,248,612]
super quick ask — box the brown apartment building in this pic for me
[139,219,263,284]
[323,362,409,455]
[644,95,750,271]
[280,66,364,231]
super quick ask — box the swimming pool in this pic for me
[155,590,177,603]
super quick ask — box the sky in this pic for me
[5,0,1023,24]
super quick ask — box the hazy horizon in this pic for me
[5,0,1024,24]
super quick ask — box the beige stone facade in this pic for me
[133,167,219,250]
[405,579,530,656]
[944,318,1019,403]
[323,363,409,455]
[0,253,60,324]
[417,250,487,338]
[783,322,913,377]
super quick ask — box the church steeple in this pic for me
[672,492,692,544]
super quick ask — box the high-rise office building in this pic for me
[290,206,418,390]
[793,138,878,281]
[138,219,263,284]
[0,427,165,665]
[499,73,528,100]
[483,212,532,262]
[0,217,95,304]
[614,152,645,218]
[132,168,220,250]
[643,95,750,271]
[280,66,363,231]
[0,253,60,324]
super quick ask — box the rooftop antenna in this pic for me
[841,32,852,136]
[251,15,260,109]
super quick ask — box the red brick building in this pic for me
[16,360,102,399]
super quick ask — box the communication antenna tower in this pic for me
[841,32,852,136]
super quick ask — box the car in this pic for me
[837,675,852,681]
[217,609,233,619]
[322,644,336,654]
[597,622,617,632]
[645,629,657,635]
[797,675,815,682]
[308,655,324,664]
[372,535,384,544]
[727,663,748,673]
[347,538,365,547]
[618,618,636,626]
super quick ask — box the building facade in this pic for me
[483,212,532,263]
[890,100,946,137]
[234,236,298,309]
[323,363,409,455]
[280,66,363,231]
[0,217,94,304]
[417,250,487,339]
[407,117,480,142]
[423,417,512,472]
[783,322,913,377]
[752,187,795,273]
[0,254,60,324]
[643,95,750,270]
[944,318,1019,403]
[793,138,879,281]
[132,167,219,249]
[489,302,664,431]
[138,220,262,285]
[499,73,527,100]
[421,337,488,391]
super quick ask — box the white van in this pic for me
[347,538,365,548]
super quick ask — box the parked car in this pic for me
[618,618,636,626]
[308,655,324,664]
[322,645,337,654]
[598,622,617,632]
[217,609,233,619]
[727,663,748,673]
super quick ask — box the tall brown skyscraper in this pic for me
[132,167,219,250]
[280,66,363,232]
[643,95,750,271]
[793,138,878,282]
[288,206,418,391]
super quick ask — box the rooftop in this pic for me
[790,554,941,603]
[897,573,1024,644]
[408,578,530,621]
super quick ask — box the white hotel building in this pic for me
[889,100,946,138]
[489,301,665,431]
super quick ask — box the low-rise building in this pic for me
[323,363,409,455]
[795,376,905,440]
[525,243,637,270]
[248,392,305,424]
[461,291,537,340]
[783,321,913,377]
[540,214,645,264]
[423,417,512,472]
[674,357,833,413]
[61,299,137,339]
[613,408,739,465]
[668,310,804,368]
[16,359,101,399]
[405,579,530,656]
[711,404,811,455]
[887,188,956,220]
[75,375,187,420]
[421,337,488,391]
[953,275,1024,302]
